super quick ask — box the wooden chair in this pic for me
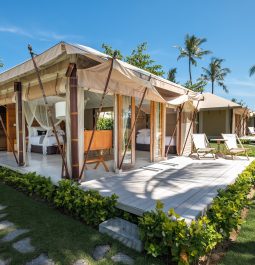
[221,133,249,160]
[191,133,216,159]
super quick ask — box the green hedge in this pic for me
[0,168,118,226]
[138,160,255,265]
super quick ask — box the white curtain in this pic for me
[24,98,64,155]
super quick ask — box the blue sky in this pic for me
[0,0,255,109]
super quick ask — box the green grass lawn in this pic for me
[0,183,163,265]
[219,204,255,265]
[210,142,255,157]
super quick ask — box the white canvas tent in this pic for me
[0,41,202,178]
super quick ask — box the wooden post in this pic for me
[161,103,166,158]
[68,64,79,179]
[131,97,136,165]
[117,95,123,168]
[14,82,24,166]
[177,107,183,155]
[150,101,155,162]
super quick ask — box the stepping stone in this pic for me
[111,253,134,265]
[72,259,88,265]
[0,258,11,265]
[92,245,110,261]
[0,213,8,219]
[1,228,30,242]
[0,221,14,231]
[12,237,35,253]
[0,205,7,211]
[26,254,55,265]
[99,218,143,252]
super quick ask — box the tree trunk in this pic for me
[189,58,192,84]
[211,82,214,94]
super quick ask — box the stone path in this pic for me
[0,204,135,264]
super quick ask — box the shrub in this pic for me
[96,117,113,130]
[54,180,118,225]
[0,167,118,226]
[139,160,255,264]
[139,201,221,265]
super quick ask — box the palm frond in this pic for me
[249,65,255,76]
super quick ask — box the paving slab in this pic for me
[0,205,7,211]
[26,254,55,265]
[92,245,110,261]
[0,204,7,211]
[0,213,8,219]
[0,221,14,231]
[99,218,142,252]
[111,253,134,265]
[72,259,88,265]
[0,258,11,265]
[12,237,35,253]
[1,228,30,242]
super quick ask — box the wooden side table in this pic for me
[210,138,228,157]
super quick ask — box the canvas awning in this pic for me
[167,93,204,106]
[193,92,241,111]
[78,59,200,104]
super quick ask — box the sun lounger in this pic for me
[221,134,249,160]
[191,134,216,159]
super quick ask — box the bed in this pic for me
[136,129,177,154]
[29,127,65,155]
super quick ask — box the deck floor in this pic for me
[0,151,252,222]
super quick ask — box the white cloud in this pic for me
[0,25,83,41]
[227,78,255,88]
[0,26,33,38]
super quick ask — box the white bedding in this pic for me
[30,135,64,146]
[136,134,176,146]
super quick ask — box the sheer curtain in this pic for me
[24,97,64,155]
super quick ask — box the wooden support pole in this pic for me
[68,64,80,179]
[14,82,24,166]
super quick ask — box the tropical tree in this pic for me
[175,34,211,84]
[126,42,165,76]
[249,65,255,76]
[232,98,247,107]
[201,57,231,94]
[184,78,207,93]
[167,67,177,83]
[0,59,3,68]
[102,43,123,60]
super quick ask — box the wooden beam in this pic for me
[177,106,182,155]
[69,64,80,179]
[14,82,24,166]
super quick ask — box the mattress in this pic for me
[136,134,176,146]
[29,135,64,146]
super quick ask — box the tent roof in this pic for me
[0,42,195,100]
[194,92,241,110]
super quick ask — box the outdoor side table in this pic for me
[210,138,228,157]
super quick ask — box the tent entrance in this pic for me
[0,106,7,151]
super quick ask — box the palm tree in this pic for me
[175,34,211,84]
[167,67,177,83]
[249,65,255,76]
[201,57,231,94]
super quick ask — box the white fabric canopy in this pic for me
[78,59,166,103]
[24,96,64,155]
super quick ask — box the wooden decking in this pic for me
[0,151,252,222]
[81,156,252,222]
